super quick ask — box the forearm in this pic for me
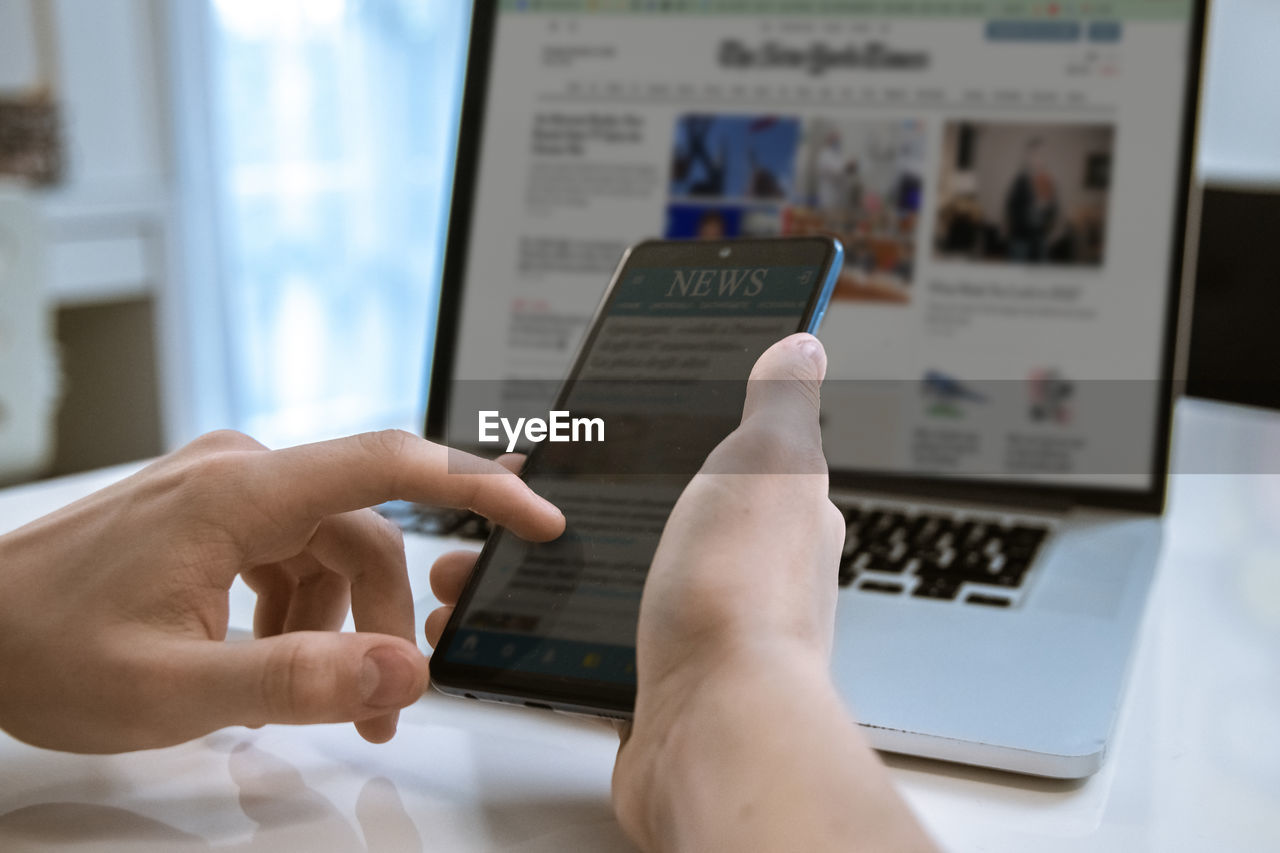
[630,654,936,852]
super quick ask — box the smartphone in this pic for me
[429,236,843,717]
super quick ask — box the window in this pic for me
[204,0,470,446]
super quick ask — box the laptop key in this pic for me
[865,511,906,542]
[1009,524,1048,547]
[866,541,905,561]
[860,580,904,594]
[913,576,962,600]
[379,504,472,536]
[861,509,886,529]
[964,521,1004,547]
[915,553,952,576]
[1004,544,1039,561]
[409,514,458,536]
[456,515,491,540]
[838,552,859,586]
[964,565,1027,588]
[1002,556,1031,575]
[959,550,987,573]
[868,555,910,573]
[912,517,951,548]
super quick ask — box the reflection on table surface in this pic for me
[0,691,632,852]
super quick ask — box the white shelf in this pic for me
[35,184,168,308]
[47,231,154,307]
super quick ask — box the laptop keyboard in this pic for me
[836,503,1050,606]
[378,500,1051,608]
[377,501,494,539]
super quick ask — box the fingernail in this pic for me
[797,336,826,378]
[361,646,419,709]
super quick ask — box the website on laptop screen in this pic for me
[443,0,1196,492]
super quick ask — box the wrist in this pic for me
[614,642,836,849]
[616,640,934,853]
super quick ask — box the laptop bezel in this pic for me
[425,0,1209,516]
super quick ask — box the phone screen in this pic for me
[431,238,840,714]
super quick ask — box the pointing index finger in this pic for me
[253,430,564,540]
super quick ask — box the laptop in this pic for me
[400,0,1207,779]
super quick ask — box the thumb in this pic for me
[699,334,829,478]
[739,333,827,444]
[181,632,427,735]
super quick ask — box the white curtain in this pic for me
[204,0,470,446]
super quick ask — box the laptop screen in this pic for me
[433,0,1202,504]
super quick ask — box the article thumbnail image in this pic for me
[669,115,801,201]
[934,121,1114,267]
[785,118,926,304]
[664,204,782,240]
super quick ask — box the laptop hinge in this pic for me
[831,480,1075,515]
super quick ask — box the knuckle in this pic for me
[185,452,233,482]
[785,384,822,420]
[262,639,331,722]
[787,370,822,403]
[181,453,248,505]
[187,429,264,454]
[360,428,415,462]
[755,369,822,413]
[358,429,417,496]
[165,455,232,511]
[261,640,301,720]
[371,512,406,555]
[145,446,240,506]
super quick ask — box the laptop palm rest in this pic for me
[829,514,1163,778]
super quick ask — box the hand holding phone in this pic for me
[428,237,842,716]
[426,333,843,684]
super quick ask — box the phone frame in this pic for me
[429,236,843,717]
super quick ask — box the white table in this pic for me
[1,397,1277,851]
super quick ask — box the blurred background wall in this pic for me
[1189,0,1280,411]
[1,0,468,482]
[1199,0,1280,187]
[0,0,1275,483]
[1,0,170,481]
